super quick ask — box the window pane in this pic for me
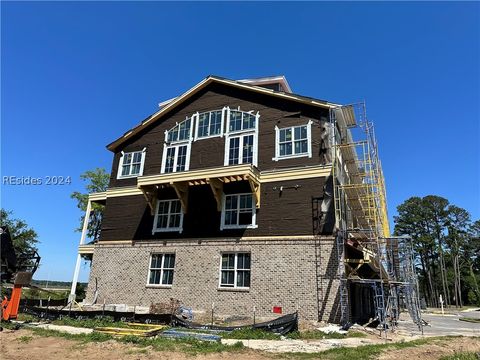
[198,113,209,137]
[284,142,292,155]
[178,119,191,141]
[242,135,253,164]
[221,270,235,286]
[149,269,161,284]
[165,147,176,173]
[239,194,252,209]
[169,213,181,228]
[133,152,142,163]
[151,254,162,269]
[158,201,169,215]
[157,215,168,228]
[164,254,175,269]
[168,127,179,142]
[228,138,240,165]
[222,254,235,269]
[225,195,237,210]
[123,153,132,165]
[243,113,255,130]
[162,270,174,285]
[121,165,130,176]
[210,111,222,135]
[176,145,187,172]
[238,211,253,225]
[131,163,141,175]
[225,210,237,225]
[294,140,308,154]
[237,270,250,287]
[170,200,181,214]
[300,125,307,139]
[229,111,242,132]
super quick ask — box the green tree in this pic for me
[70,168,109,241]
[394,196,479,307]
[0,209,39,256]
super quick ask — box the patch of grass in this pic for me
[17,313,40,322]
[279,336,465,360]
[459,317,480,323]
[17,335,33,343]
[287,330,367,340]
[51,316,132,329]
[26,326,245,355]
[30,327,113,343]
[440,352,480,360]
[222,328,281,340]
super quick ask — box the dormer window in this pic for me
[273,120,312,161]
[117,149,146,179]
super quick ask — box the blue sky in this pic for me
[2,2,479,282]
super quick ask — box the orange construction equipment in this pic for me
[1,226,40,322]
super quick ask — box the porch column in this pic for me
[69,199,92,302]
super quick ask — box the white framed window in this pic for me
[194,108,227,140]
[162,143,190,173]
[162,117,194,173]
[117,148,146,179]
[166,117,194,143]
[227,109,257,133]
[225,133,255,166]
[152,199,184,233]
[147,253,176,286]
[224,108,259,166]
[219,252,251,288]
[220,193,257,230]
[273,120,313,161]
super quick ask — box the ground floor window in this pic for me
[220,252,251,288]
[221,193,256,229]
[148,253,175,286]
[153,199,184,233]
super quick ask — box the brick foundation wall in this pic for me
[85,237,340,322]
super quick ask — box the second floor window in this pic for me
[221,193,256,229]
[153,199,184,233]
[117,149,145,178]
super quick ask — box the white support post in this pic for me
[69,199,92,302]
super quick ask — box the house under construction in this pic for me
[70,76,422,329]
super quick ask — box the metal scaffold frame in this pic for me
[330,102,423,335]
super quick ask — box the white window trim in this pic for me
[218,252,251,289]
[161,142,192,174]
[164,116,196,144]
[152,199,184,234]
[272,120,313,161]
[220,193,257,230]
[194,107,227,141]
[224,108,259,167]
[146,253,175,287]
[116,148,146,179]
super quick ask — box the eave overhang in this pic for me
[107,76,339,152]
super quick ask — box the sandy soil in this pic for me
[0,329,271,360]
[1,328,479,360]
[378,337,480,360]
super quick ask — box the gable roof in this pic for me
[107,75,338,151]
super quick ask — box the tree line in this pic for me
[394,195,480,307]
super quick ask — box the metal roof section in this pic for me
[108,75,339,152]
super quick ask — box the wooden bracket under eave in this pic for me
[208,178,223,211]
[248,178,261,208]
[171,181,189,213]
[141,185,158,215]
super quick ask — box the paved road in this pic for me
[398,310,480,337]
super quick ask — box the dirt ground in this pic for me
[1,329,479,360]
[0,329,271,360]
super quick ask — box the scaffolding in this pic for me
[330,102,423,335]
